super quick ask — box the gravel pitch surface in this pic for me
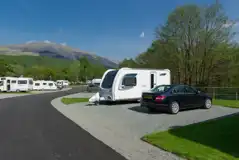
[52,93,239,160]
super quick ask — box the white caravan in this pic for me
[33,80,44,90]
[0,80,3,91]
[89,68,170,103]
[91,78,101,87]
[44,81,57,90]
[34,80,58,90]
[56,80,69,88]
[0,77,33,92]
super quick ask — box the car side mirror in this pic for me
[121,85,125,89]
[197,90,200,94]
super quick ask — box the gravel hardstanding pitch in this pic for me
[52,93,239,160]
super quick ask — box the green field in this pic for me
[142,99,239,160]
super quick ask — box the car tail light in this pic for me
[155,95,166,102]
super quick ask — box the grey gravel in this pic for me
[51,93,239,160]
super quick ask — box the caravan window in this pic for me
[18,80,27,84]
[122,74,137,87]
[160,73,167,76]
[35,83,40,86]
[43,83,47,85]
[11,80,16,84]
[0,81,3,86]
[101,70,118,89]
[48,83,53,86]
[1,78,6,80]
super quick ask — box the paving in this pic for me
[0,87,126,160]
[52,93,239,160]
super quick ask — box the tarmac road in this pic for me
[0,87,126,160]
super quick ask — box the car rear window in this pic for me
[151,85,172,92]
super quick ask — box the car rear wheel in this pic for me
[203,98,212,109]
[169,101,180,114]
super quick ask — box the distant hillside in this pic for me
[0,41,118,68]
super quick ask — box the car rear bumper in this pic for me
[140,101,168,110]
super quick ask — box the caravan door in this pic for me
[118,73,138,100]
[150,71,157,89]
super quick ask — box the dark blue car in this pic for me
[140,84,212,114]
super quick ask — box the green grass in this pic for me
[213,99,239,108]
[61,97,89,104]
[142,114,239,160]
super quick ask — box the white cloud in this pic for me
[223,20,239,28]
[140,32,145,38]
[44,40,51,43]
[60,42,67,46]
[26,40,36,44]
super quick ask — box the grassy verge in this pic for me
[142,114,239,160]
[61,97,89,105]
[213,99,239,108]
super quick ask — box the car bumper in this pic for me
[140,101,168,111]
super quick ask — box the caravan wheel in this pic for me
[16,89,20,92]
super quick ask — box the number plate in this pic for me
[143,95,152,99]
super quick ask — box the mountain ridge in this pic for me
[0,41,119,68]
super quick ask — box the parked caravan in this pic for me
[0,77,32,92]
[0,80,3,91]
[56,80,69,88]
[42,81,58,90]
[33,80,44,90]
[91,78,101,86]
[89,68,170,103]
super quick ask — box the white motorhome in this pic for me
[92,68,170,102]
[15,77,33,91]
[0,77,33,92]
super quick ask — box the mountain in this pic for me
[0,41,118,68]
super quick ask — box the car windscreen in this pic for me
[151,85,172,93]
[101,70,118,89]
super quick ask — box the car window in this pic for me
[151,85,172,93]
[185,86,197,94]
[172,85,185,94]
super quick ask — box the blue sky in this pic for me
[0,0,238,61]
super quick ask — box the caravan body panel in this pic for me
[99,68,170,101]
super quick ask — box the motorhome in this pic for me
[89,68,171,102]
[18,77,34,91]
[0,77,33,92]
